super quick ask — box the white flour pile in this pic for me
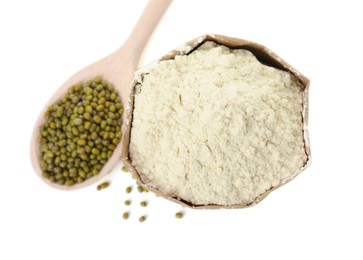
[129,42,307,206]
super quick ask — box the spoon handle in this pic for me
[123,0,172,63]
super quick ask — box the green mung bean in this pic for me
[122,212,129,220]
[97,182,110,191]
[139,216,146,223]
[38,76,123,186]
[140,201,147,207]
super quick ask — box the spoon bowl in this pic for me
[30,0,172,190]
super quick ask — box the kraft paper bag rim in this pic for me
[121,34,311,209]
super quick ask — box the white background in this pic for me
[1,0,362,259]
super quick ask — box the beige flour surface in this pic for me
[130,42,307,206]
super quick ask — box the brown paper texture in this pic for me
[121,34,311,209]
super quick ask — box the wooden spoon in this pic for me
[30,0,172,190]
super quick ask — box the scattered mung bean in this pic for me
[139,216,146,222]
[126,186,132,193]
[97,182,110,191]
[140,201,147,207]
[137,186,144,193]
[122,212,129,220]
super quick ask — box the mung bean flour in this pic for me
[129,42,307,206]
